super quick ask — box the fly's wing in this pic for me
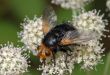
[42,6,57,35]
[73,31,96,43]
[60,30,95,45]
[60,30,79,45]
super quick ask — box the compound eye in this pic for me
[37,44,43,51]
[37,46,40,50]
[45,50,51,56]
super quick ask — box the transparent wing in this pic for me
[60,30,95,45]
[63,30,79,40]
[60,30,80,45]
[73,31,96,43]
[42,6,57,34]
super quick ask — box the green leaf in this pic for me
[9,0,47,18]
[0,19,19,44]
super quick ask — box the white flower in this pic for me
[74,40,104,70]
[18,17,44,55]
[106,0,110,11]
[38,10,108,75]
[105,0,110,17]
[0,43,29,75]
[73,10,108,40]
[72,10,107,70]
[38,52,75,75]
[51,0,93,9]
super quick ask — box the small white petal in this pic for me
[19,17,44,55]
[0,43,29,75]
[51,0,93,9]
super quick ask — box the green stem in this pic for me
[103,52,110,75]
[72,9,79,20]
[86,71,91,75]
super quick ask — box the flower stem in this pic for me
[103,52,110,75]
[86,71,91,75]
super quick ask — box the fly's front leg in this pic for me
[41,59,46,67]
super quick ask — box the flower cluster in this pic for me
[73,10,108,40]
[51,0,93,9]
[38,52,75,75]
[72,10,107,70]
[19,17,44,55]
[0,43,29,75]
[106,0,110,11]
[106,0,110,17]
[36,10,107,75]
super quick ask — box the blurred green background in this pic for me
[0,0,110,75]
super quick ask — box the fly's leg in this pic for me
[59,46,73,69]
[65,52,68,68]
[59,47,68,68]
[41,59,46,67]
[52,51,56,66]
